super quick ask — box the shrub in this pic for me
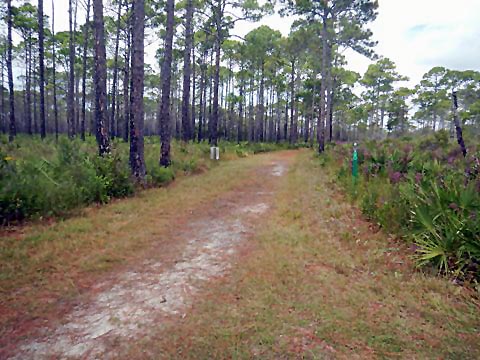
[0,138,135,223]
[149,166,175,186]
[178,158,198,173]
[329,137,480,279]
[91,154,134,199]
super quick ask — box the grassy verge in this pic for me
[122,150,480,359]
[0,151,273,336]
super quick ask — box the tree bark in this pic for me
[51,0,59,140]
[129,0,146,179]
[318,11,328,153]
[25,34,32,135]
[110,0,123,140]
[7,0,16,142]
[452,91,467,157]
[73,0,79,135]
[181,0,194,141]
[67,0,76,138]
[248,77,254,141]
[198,50,206,142]
[80,0,91,140]
[275,90,281,143]
[308,81,317,144]
[33,54,38,134]
[1,49,5,134]
[237,63,245,143]
[268,85,274,141]
[122,7,131,142]
[284,96,288,141]
[191,40,196,140]
[38,0,46,138]
[93,0,110,155]
[210,0,223,146]
[289,58,296,144]
[326,45,333,142]
[257,63,265,142]
[159,0,175,166]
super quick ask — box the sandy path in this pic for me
[9,153,294,359]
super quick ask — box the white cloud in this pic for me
[235,0,480,88]
[346,0,480,86]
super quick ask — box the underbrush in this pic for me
[326,130,480,283]
[0,135,289,224]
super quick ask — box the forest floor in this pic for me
[1,150,479,359]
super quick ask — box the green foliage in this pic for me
[148,166,175,186]
[179,158,198,173]
[0,138,134,223]
[330,136,480,280]
[0,136,290,224]
[407,177,480,275]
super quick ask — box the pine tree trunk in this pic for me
[159,0,175,166]
[237,65,244,143]
[33,54,38,134]
[0,50,5,134]
[452,91,467,157]
[275,90,282,143]
[7,0,16,142]
[75,73,80,136]
[293,69,300,143]
[289,59,296,144]
[191,42,196,140]
[284,97,288,141]
[23,69,27,133]
[304,116,310,143]
[198,51,206,142]
[318,12,328,153]
[129,0,146,179]
[181,0,194,141]
[38,0,46,138]
[310,82,317,146]
[326,44,333,143]
[257,63,265,142]
[25,36,32,135]
[93,0,110,155]
[67,0,76,138]
[207,50,214,142]
[123,8,131,142]
[269,86,274,142]
[210,0,222,146]
[110,0,123,140]
[73,0,79,135]
[80,0,91,140]
[51,0,59,140]
[249,78,254,141]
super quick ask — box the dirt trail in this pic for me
[9,151,296,359]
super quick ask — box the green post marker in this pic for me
[352,142,358,183]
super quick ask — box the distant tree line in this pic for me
[1,0,479,179]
